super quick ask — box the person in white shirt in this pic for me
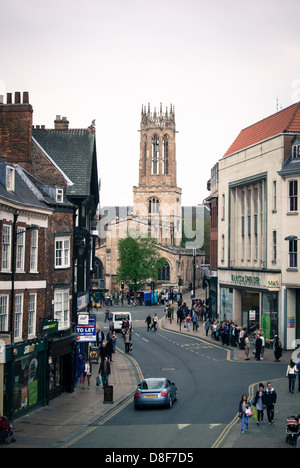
[286,360,298,394]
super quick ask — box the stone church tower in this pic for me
[133,104,182,247]
[95,103,204,295]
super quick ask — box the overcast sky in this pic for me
[1,0,300,207]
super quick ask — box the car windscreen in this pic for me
[114,315,130,321]
[142,380,164,390]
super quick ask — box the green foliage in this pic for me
[116,235,165,291]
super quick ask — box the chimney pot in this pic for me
[7,93,12,104]
[15,92,21,104]
[23,91,29,104]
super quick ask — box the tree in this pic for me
[116,235,165,292]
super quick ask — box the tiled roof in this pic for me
[224,101,300,157]
[32,128,97,197]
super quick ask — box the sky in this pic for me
[1,0,300,207]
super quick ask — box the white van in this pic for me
[112,312,132,331]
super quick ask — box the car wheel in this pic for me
[168,397,173,408]
[174,390,177,401]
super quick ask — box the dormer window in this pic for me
[6,166,15,191]
[292,144,300,159]
[56,188,63,203]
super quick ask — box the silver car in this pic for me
[134,378,177,409]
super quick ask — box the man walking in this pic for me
[263,382,277,424]
[98,357,111,388]
[145,314,152,331]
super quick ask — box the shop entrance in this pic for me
[241,290,260,333]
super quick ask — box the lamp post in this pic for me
[10,214,40,341]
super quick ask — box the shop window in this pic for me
[13,354,39,414]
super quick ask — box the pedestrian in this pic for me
[238,394,251,434]
[252,383,265,425]
[125,330,130,353]
[106,331,114,362]
[264,382,277,424]
[111,331,117,354]
[255,333,262,361]
[98,356,111,388]
[273,335,282,361]
[260,331,265,360]
[152,313,158,332]
[99,341,109,362]
[185,314,191,331]
[205,318,211,337]
[104,307,110,322]
[83,359,92,389]
[286,359,298,394]
[244,333,250,360]
[145,314,152,331]
[297,360,300,392]
[192,312,198,331]
[96,328,105,347]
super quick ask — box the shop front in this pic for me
[47,332,77,401]
[4,336,48,420]
[219,269,281,347]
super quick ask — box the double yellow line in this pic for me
[61,348,143,448]
[211,381,259,448]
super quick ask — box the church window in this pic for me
[151,134,159,174]
[158,260,170,281]
[149,198,159,214]
[163,135,169,174]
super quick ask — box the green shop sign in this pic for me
[231,274,260,287]
[42,320,58,334]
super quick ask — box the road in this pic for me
[62,306,286,448]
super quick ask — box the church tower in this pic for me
[133,103,182,247]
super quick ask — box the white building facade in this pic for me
[217,102,300,350]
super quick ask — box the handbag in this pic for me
[96,376,102,386]
[245,407,254,417]
[252,407,257,420]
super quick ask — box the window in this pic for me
[14,294,23,340]
[272,180,277,211]
[16,227,25,271]
[54,290,70,329]
[289,239,297,268]
[292,144,300,159]
[151,134,159,175]
[6,166,15,191]
[0,295,8,331]
[55,237,70,268]
[272,230,277,262]
[222,194,225,220]
[1,225,11,271]
[221,234,225,262]
[289,180,298,212]
[30,229,38,271]
[148,198,159,214]
[163,135,169,175]
[56,188,63,203]
[28,294,37,336]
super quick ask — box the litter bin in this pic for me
[103,385,113,404]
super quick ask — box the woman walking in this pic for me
[286,360,298,394]
[238,394,252,434]
[253,383,265,425]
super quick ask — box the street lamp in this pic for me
[10,214,40,340]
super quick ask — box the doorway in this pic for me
[241,290,260,332]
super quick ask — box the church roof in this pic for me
[224,101,300,157]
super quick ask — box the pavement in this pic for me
[3,288,300,449]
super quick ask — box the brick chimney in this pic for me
[0,92,33,171]
[54,115,69,130]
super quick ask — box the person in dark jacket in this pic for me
[263,382,277,424]
[98,357,111,387]
[145,314,152,331]
[255,333,263,361]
